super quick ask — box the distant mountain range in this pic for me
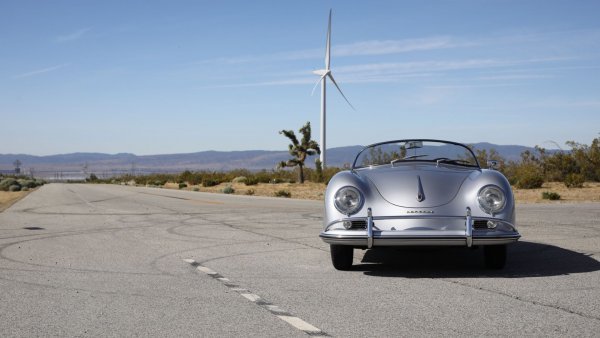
[0,143,541,176]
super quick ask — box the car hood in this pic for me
[357,164,474,208]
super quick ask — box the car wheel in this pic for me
[330,245,353,270]
[484,244,507,269]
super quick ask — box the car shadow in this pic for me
[355,241,600,278]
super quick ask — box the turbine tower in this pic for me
[312,9,354,168]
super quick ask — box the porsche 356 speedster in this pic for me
[320,139,520,270]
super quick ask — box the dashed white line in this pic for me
[278,315,323,335]
[184,259,328,336]
[196,266,217,275]
[241,293,262,302]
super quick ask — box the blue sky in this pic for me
[1,0,599,155]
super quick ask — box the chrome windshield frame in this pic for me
[352,139,481,170]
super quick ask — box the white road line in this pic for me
[277,315,323,334]
[196,266,217,275]
[240,293,261,302]
[231,287,249,292]
[265,305,287,314]
[184,259,327,336]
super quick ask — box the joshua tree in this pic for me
[278,121,321,184]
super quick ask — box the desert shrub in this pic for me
[245,177,259,186]
[274,190,291,198]
[305,166,344,185]
[8,184,21,192]
[122,173,173,186]
[178,170,202,185]
[178,183,188,189]
[564,173,585,188]
[22,187,30,191]
[222,185,235,194]
[543,152,578,182]
[245,189,255,195]
[250,169,294,184]
[17,179,36,188]
[270,178,284,184]
[516,173,544,189]
[0,178,19,191]
[542,191,561,200]
[192,187,199,192]
[232,176,247,183]
[202,179,220,187]
[515,165,544,189]
[314,159,324,183]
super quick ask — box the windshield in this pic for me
[353,140,479,169]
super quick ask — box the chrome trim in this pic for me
[416,175,425,202]
[465,207,473,247]
[319,232,520,246]
[326,215,516,230]
[367,207,374,249]
[321,211,520,248]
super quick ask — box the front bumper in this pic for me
[320,208,520,248]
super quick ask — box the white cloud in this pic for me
[13,64,69,79]
[55,28,91,43]
[199,56,573,88]
[332,37,472,57]
[193,36,472,65]
[330,57,577,83]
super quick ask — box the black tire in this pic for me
[330,245,353,270]
[484,244,507,269]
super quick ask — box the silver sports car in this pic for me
[320,139,520,270]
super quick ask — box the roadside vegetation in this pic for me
[0,175,46,212]
[470,136,600,199]
[88,139,595,202]
[0,176,46,192]
[15,136,597,203]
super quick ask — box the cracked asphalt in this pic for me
[0,184,599,336]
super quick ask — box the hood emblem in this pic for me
[416,175,425,202]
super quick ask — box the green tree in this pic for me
[567,137,600,181]
[278,121,321,184]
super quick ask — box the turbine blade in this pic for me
[328,73,355,110]
[311,73,327,96]
[325,9,332,70]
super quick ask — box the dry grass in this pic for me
[0,190,31,212]
[165,181,326,200]
[512,182,600,203]
[166,181,600,203]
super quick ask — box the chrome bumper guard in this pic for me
[367,207,374,249]
[321,207,520,247]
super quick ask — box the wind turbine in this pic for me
[312,9,354,168]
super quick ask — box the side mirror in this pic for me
[487,160,498,170]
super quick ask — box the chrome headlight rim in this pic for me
[334,186,364,216]
[477,185,506,215]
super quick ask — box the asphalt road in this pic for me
[1,184,599,337]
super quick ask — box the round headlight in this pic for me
[334,186,363,215]
[477,185,506,215]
